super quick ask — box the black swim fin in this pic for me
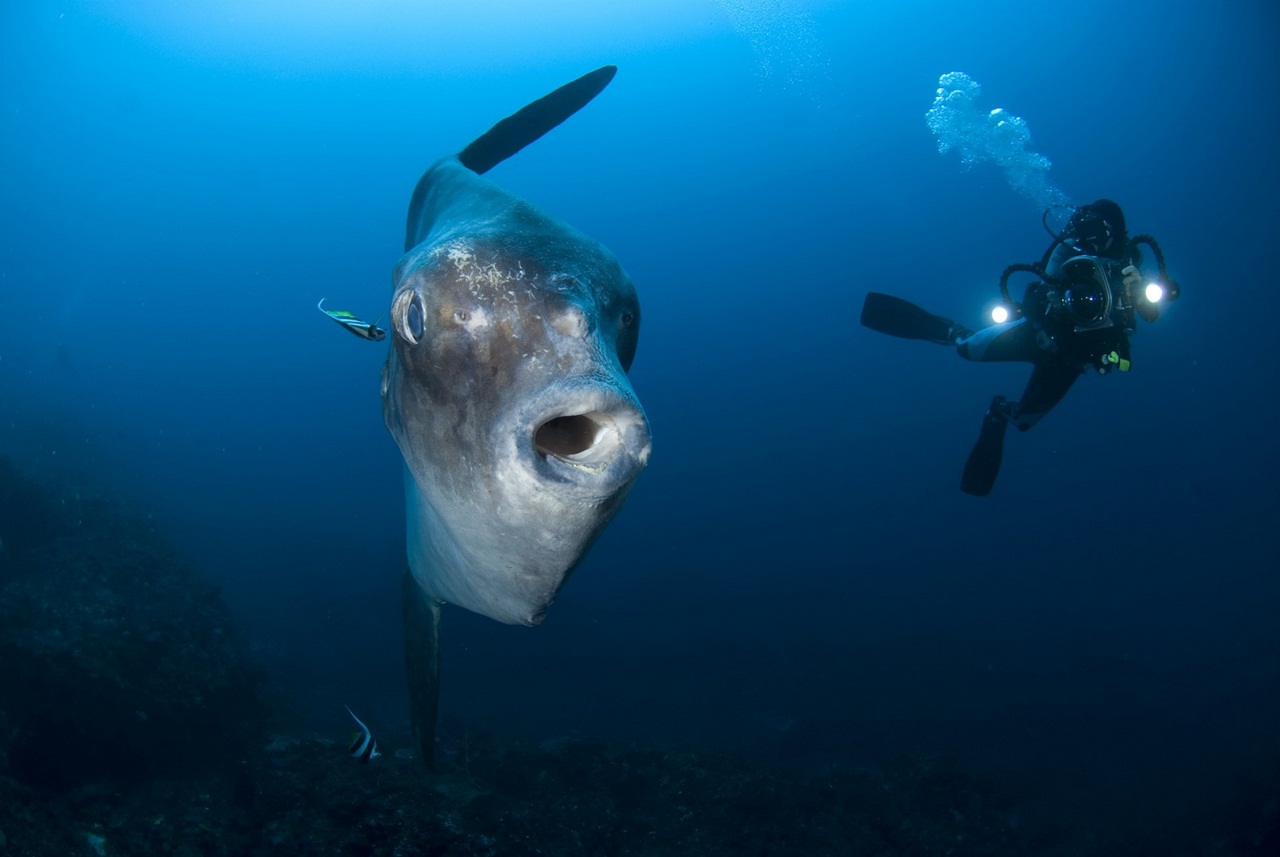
[402,566,441,770]
[458,66,617,176]
[861,292,970,345]
[961,397,1009,496]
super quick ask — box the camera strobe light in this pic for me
[991,305,1010,324]
[1145,282,1165,303]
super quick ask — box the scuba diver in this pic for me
[860,199,1180,496]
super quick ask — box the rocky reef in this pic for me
[3,720,1061,856]
[1,457,1276,856]
[0,457,263,793]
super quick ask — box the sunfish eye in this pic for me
[392,288,425,345]
[620,310,635,328]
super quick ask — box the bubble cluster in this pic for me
[718,0,830,100]
[926,72,1070,209]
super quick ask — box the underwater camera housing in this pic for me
[1049,255,1131,332]
[993,235,1178,332]
[1045,254,1175,332]
[990,265,1119,329]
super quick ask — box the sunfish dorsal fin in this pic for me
[457,65,617,175]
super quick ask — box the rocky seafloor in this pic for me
[1,457,1276,856]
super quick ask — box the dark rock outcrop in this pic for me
[0,457,262,791]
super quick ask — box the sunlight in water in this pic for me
[74,0,842,75]
[82,0,725,70]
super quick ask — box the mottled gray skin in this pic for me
[381,155,651,626]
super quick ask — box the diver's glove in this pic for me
[1122,264,1165,323]
[1120,265,1143,296]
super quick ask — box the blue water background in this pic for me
[2,0,1277,836]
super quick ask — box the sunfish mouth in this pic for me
[535,412,622,467]
[525,392,651,488]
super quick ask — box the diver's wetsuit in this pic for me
[953,240,1138,431]
[955,319,1129,431]
[858,198,1175,496]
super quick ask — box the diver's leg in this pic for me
[960,361,1081,496]
[961,395,1011,497]
[861,292,972,345]
[956,318,1040,363]
[1008,361,1081,431]
[955,320,1042,495]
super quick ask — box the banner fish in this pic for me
[318,299,387,342]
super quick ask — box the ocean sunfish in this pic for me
[380,66,651,767]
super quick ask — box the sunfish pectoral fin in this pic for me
[403,565,442,770]
[457,65,617,176]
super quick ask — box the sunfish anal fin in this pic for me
[403,566,442,770]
